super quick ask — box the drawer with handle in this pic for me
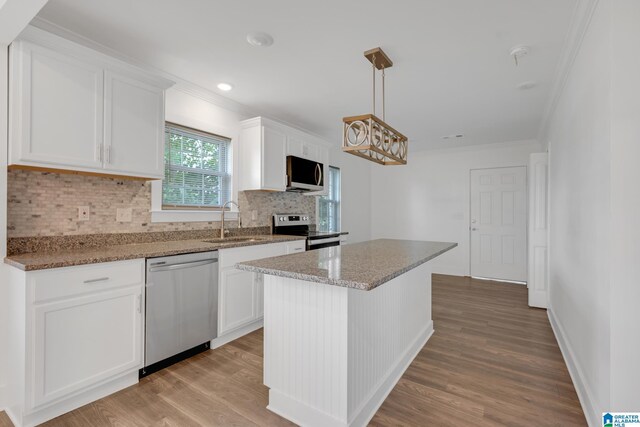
[30,259,145,304]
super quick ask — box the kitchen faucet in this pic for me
[220,200,241,239]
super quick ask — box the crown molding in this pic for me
[28,17,339,146]
[411,139,542,157]
[537,0,600,145]
[28,17,256,117]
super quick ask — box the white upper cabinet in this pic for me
[287,136,319,161]
[238,116,330,192]
[238,117,287,191]
[9,26,173,179]
[10,41,105,169]
[104,71,165,177]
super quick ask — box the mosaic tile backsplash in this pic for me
[7,169,316,238]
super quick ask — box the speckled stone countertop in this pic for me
[5,235,305,271]
[236,239,457,291]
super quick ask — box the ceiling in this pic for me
[36,0,577,150]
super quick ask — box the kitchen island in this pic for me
[236,239,457,427]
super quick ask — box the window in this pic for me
[163,123,231,209]
[318,166,341,232]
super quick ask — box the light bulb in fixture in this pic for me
[217,83,233,91]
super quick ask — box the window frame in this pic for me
[162,121,231,210]
[318,166,341,232]
[150,120,238,223]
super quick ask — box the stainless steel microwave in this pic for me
[286,155,324,192]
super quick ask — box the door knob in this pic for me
[471,227,478,231]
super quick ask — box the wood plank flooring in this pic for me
[0,274,586,426]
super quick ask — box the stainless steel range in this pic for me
[273,214,342,250]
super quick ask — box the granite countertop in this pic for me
[236,239,457,291]
[4,235,306,271]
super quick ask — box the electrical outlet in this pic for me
[116,208,133,222]
[251,210,258,221]
[78,206,90,221]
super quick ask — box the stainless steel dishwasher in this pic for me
[143,251,218,376]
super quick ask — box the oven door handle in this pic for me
[308,236,341,246]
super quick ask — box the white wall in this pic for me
[609,0,640,413]
[546,0,640,423]
[0,43,9,411]
[328,147,371,244]
[164,87,250,207]
[370,140,541,276]
[165,88,371,243]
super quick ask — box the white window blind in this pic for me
[163,123,231,208]
[318,166,341,232]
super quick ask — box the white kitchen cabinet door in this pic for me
[262,125,287,191]
[30,285,143,409]
[219,268,257,335]
[10,41,104,169]
[104,71,165,178]
[255,273,264,318]
[287,136,319,161]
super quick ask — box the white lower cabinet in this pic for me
[218,240,305,337]
[219,268,257,333]
[32,286,142,408]
[6,259,145,427]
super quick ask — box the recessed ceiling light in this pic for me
[517,81,537,90]
[217,83,233,91]
[246,32,274,47]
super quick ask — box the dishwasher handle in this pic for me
[148,258,217,273]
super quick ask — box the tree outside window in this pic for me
[163,123,231,209]
[318,166,341,232]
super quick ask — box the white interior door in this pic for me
[470,167,527,282]
[528,153,548,307]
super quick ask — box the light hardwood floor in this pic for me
[0,274,586,426]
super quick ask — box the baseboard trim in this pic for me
[349,321,434,427]
[267,322,434,427]
[7,371,138,427]
[0,382,6,412]
[210,319,263,350]
[268,390,345,427]
[547,308,597,427]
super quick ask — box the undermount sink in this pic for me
[202,237,267,244]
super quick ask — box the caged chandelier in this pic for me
[342,47,408,165]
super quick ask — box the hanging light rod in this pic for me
[342,47,408,166]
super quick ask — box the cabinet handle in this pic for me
[315,164,323,186]
[106,146,112,164]
[137,295,142,313]
[96,143,103,162]
[293,248,304,252]
[83,277,110,284]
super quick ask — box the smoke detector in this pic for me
[509,45,530,66]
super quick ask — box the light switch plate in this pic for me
[78,206,90,221]
[116,208,133,222]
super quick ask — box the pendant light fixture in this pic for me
[342,47,408,165]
